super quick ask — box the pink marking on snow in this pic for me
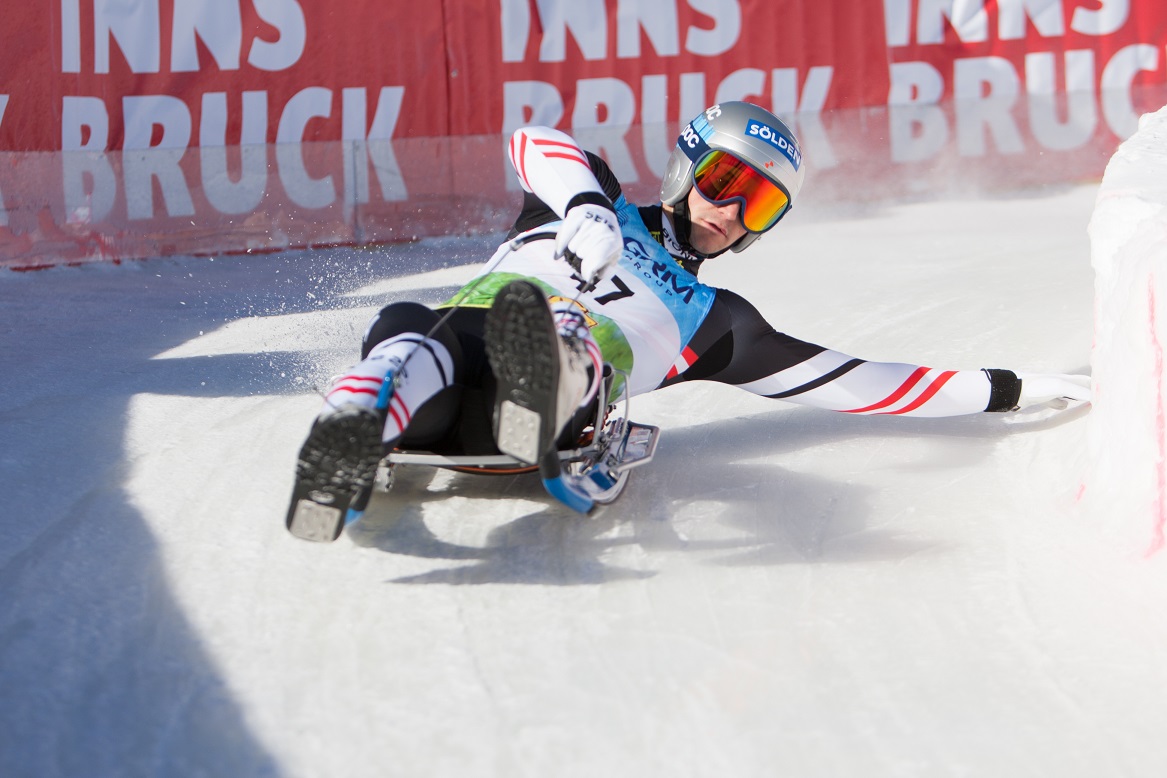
[1147,277,1166,557]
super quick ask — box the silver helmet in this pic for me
[660,101,806,253]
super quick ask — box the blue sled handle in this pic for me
[542,475,594,514]
[375,373,396,411]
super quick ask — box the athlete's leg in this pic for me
[484,280,602,466]
[322,302,463,449]
[287,302,467,540]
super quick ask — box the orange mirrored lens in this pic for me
[693,151,789,232]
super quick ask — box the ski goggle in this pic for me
[692,150,791,233]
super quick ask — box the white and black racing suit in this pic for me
[478,126,1022,416]
[358,126,1020,455]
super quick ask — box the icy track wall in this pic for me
[1087,103,1167,557]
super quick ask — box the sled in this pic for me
[367,365,659,515]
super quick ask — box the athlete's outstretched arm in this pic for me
[734,347,1018,417]
[670,289,1088,417]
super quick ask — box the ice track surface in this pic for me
[4,184,1167,777]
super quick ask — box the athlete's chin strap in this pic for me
[671,197,710,259]
[668,196,739,261]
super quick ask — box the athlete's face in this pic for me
[684,185,749,255]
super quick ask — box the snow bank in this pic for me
[1086,103,1167,556]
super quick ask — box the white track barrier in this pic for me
[1086,103,1167,557]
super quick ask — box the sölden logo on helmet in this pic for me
[745,119,802,171]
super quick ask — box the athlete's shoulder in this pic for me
[709,286,770,327]
[584,150,623,204]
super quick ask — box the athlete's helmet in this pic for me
[660,101,806,253]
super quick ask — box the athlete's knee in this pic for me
[395,386,462,449]
[550,301,603,408]
[362,302,462,367]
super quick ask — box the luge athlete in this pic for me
[286,101,1090,535]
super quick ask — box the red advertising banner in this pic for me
[885,0,1167,134]
[445,0,890,136]
[3,1,1165,153]
[1,1,1166,269]
[0,1,449,152]
[6,84,1163,271]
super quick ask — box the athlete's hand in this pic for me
[556,203,622,288]
[1016,373,1092,410]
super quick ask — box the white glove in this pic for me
[555,203,622,287]
[1016,373,1092,410]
